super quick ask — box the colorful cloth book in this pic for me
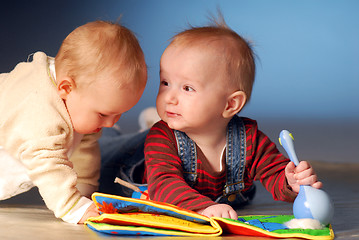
[85,192,334,239]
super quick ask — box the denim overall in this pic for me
[174,115,255,207]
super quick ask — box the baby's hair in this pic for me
[169,13,256,101]
[55,20,147,90]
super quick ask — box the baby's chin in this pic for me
[166,122,185,132]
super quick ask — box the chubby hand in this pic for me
[285,161,323,193]
[78,203,100,224]
[196,204,238,220]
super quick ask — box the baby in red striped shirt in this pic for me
[144,16,322,220]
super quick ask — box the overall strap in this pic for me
[223,115,247,196]
[174,130,197,185]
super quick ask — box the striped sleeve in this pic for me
[243,118,297,202]
[144,121,216,211]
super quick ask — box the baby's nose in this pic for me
[165,90,178,104]
[102,116,119,128]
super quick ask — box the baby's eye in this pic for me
[184,85,195,92]
[160,80,169,86]
[99,113,108,118]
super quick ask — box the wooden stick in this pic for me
[114,177,141,192]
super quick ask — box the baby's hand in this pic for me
[285,161,323,193]
[78,203,100,224]
[196,204,238,220]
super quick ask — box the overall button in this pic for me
[228,194,236,202]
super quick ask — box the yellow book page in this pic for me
[89,213,221,234]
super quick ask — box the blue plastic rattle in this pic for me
[279,130,334,225]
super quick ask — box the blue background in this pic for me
[1,0,358,163]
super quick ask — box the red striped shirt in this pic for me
[144,118,296,211]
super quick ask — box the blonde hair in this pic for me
[55,20,147,90]
[169,17,255,101]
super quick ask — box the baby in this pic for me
[144,17,322,219]
[0,20,147,223]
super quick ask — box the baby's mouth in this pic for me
[94,128,102,133]
[166,111,180,117]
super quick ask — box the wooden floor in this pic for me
[1,161,358,240]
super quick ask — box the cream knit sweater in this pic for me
[0,52,101,221]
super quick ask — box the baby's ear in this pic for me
[57,77,75,100]
[222,90,247,118]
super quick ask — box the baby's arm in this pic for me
[69,132,102,224]
[145,123,215,211]
[71,132,102,198]
[285,161,323,193]
[196,204,238,220]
